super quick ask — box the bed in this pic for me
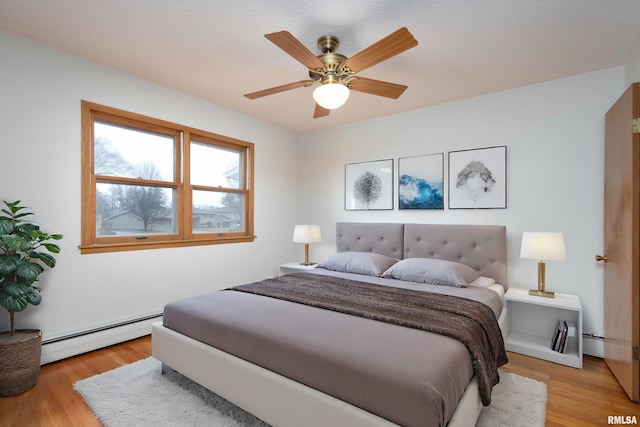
[152,222,509,427]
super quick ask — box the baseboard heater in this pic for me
[582,333,605,358]
[41,313,162,365]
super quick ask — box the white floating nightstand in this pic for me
[279,262,318,276]
[505,287,582,368]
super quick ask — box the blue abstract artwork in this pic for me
[398,153,444,210]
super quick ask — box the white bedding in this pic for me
[484,283,506,303]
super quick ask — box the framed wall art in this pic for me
[345,159,394,210]
[398,153,444,210]
[448,146,507,209]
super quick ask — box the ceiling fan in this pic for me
[244,27,418,119]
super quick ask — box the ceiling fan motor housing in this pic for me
[309,35,353,85]
[317,35,339,53]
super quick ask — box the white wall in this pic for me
[0,32,301,343]
[297,67,627,357]
[625,28,640,85]
[1,29,632,360]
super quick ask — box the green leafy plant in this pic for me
[0,201,62,335]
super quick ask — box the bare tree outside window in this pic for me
[126,163,168,231]
[221,192,241,211]
[81,100,255,253]
[92,123,175,236]
[94,136,132,176]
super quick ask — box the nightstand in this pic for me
[505,287,583,368]
[278,262,318,276]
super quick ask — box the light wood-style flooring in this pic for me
[0,335,638,426]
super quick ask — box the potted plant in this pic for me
[0,200,62,396]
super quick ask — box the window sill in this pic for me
[79,235,257,254]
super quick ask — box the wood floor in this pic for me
[0,336,638,427]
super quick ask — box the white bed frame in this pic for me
[152,223,508,426]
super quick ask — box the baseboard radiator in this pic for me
[40,315,607,365]
[41,313,162,364]
[583,333,605,358]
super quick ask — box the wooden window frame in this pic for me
[80,101,255,254]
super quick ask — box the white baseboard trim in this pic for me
[39,316,607,364]
[41,314,161,364]
[583,334,604,358]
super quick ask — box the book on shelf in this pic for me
[551,320,575,353]
[566,321,576,338]
[558,321,568,352]
[551,320,564,351]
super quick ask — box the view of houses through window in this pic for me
[80,101,254,253]
[189,140,244,234]
[94,124,243,236]
[94,122,178,236]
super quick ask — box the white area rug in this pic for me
[74,357,546,427]
[476,368,547,427]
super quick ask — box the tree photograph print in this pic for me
[345,159,393,210]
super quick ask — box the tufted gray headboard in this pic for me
[403,223,507,285]
[336,222,404,259]
[335,222,507,285]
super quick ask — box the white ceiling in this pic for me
[1,0,639,133]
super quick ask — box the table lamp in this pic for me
[520,231,566,298]
[293,225,322,265]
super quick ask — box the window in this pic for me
[81,101,254,253]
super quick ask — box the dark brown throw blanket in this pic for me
[228,272,508,406]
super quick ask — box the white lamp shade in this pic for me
[293,225,322,243]
[520,232,566,261]
[313,83,349,109]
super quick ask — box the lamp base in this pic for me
[529,289,555,298]
[299,262,317,266]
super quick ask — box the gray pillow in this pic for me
[318,252,399,277]
[382,258,480,288]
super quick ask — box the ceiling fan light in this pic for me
[313,83,350,109]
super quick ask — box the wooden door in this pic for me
[603,82,640,401]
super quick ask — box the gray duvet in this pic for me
[162,269,505,427]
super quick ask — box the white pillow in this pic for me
[318,252,399,277]
[468,276,496,287]
[382,258,480,288]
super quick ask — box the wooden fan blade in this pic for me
[265,31,325,70]
[313,103,330,118]
[244,80,314,99]
[349,77,408,99]
[344,27,418,73]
